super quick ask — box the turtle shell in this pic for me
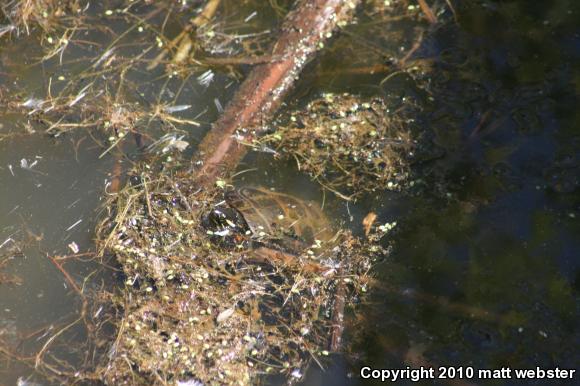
[225,186,333,247]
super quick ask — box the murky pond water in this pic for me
[328,1,580,385]
[1,0,578,385]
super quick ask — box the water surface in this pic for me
[1,0,579,385]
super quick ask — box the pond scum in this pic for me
[0,0,433,384]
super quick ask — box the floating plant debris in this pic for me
[254,93,415,200]
[96,158,389,385]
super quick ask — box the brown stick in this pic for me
[417,0,438,24]
[201,54,281,66]
[148,0,223,70]
[191,0,222,27]
[330,272,346,350]
[193,0,360,186]
[46,254,82,295]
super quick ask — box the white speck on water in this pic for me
[244,11,258,22]
[65,219,83,231]
[198,70,214,87]
[214,98,223,113]
[539,330,548,338]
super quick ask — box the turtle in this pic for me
[204,187,334,267]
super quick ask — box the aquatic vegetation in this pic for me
[95,158,387,384]
[0,0,84,35]
[0,1,449,384]
[0,250,22,286]
[255,93,414,200]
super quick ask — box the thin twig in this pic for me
[46,254,82,295]
[418,0,438,24]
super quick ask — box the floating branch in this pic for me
[193,0,361,186]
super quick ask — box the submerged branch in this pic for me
[193,0,361,186]
[418,0,437,24]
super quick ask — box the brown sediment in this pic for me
[194,0,361,185]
